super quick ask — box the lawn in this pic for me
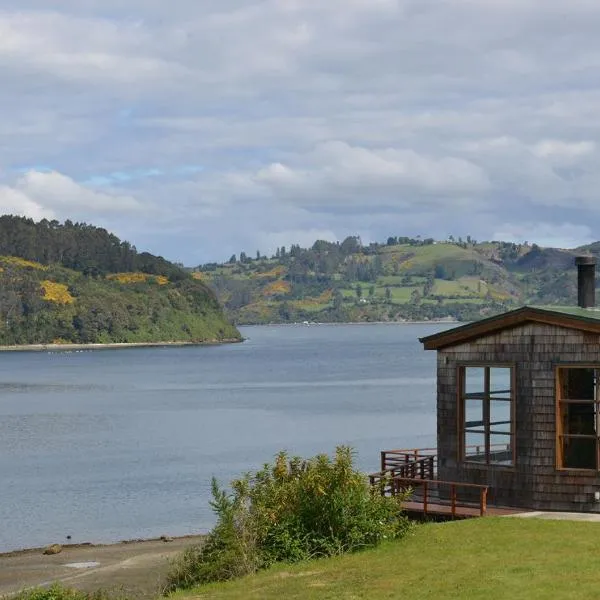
[171,517,600,600]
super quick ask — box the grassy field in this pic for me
[171,517,600,600]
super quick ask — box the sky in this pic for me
[1,0,600,264]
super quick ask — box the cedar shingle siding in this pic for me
[438,322,600,512]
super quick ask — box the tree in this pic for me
[385,286,392,301]
[355,284,363,299]
[333,289,343,311]
[368,285,375,298]
[434,264,448,280]
[256,250,261,260]
[229,254,237,264]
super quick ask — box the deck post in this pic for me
[480,488,488,516]
[380,451,386,472]
[423,481,428,515]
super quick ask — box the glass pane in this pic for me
[564,402,597,436]
[465,399,484,430]
[562,436,597,469]
[560,368,595,401]
[464,367,485,398]
[490,400,511,434]
[490,367,511,398]
[489,433,513,465]
[465,432,486,462]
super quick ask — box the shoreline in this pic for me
[0,533,206,558]
[0,338,243,353]
[0,534,206,597]
[238,319,459,327]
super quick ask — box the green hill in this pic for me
[0,216,240,345]
[194,236,589,325]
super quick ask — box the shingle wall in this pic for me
[438,322,600,511]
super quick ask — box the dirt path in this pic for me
[0,536,205,598]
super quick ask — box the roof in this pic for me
[420,305,600,350]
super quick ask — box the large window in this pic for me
[459,366,514,466]
[557,367,600,470]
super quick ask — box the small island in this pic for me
[0,216,240,347]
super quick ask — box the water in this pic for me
[0,322,452,552]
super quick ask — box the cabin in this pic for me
[373,256,600,516]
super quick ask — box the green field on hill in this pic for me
[195,235,589,325]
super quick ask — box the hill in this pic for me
[0,216,240,345]
[194,236,589,325]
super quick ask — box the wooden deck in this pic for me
[371,447,529,520]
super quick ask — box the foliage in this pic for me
[197,234,592,325]
[171,518,600,600]
[0,220,240,345]
[106,273,169,286]
[0,215,187,281]
[41,281,75,304]
[11,584,130,600]
[165,447,409,592]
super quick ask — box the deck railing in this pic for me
[392,477,489,517]
[370,446,496,518]
[380,447,438,475]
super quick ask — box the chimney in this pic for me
[575,255,597,308]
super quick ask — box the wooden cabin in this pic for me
[375,256,600,515]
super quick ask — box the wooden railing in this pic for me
[370,447,493,518]
[380,447,438,475]
[392,477,489,517]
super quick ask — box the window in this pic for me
[459,366,514,466]
[557,367,600,470]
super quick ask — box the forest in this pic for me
[0,216,240,345]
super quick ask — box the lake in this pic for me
[0,322,452,552]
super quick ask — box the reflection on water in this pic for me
[0,322,452,552]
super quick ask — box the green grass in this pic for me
[171,518,600,600]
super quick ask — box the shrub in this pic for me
[11,584,130,600]
[165,446,409,592]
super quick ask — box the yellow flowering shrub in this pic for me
[107,272,169,285]
[256,265,287,278]
[0,256,47,270]
[41,281,75,304]
[263,280,291,296]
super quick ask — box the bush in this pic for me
[11,584,130,600]
[165,446,409,592]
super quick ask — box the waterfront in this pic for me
[0,322,452,552]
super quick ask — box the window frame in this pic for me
[555,364,600,473]
[457,363,516,468]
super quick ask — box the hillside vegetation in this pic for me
[0,216,240,345]
[195,235,590,325]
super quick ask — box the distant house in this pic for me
[376,256,600,515]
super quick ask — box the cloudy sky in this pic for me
[1,0,599,264]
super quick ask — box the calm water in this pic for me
[0,323,451,552]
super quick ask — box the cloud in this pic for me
[0,185,53,221]
[0,1,600,262]
[251,141,490,208]
[0,170,144,224]
[492,222,594,249]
